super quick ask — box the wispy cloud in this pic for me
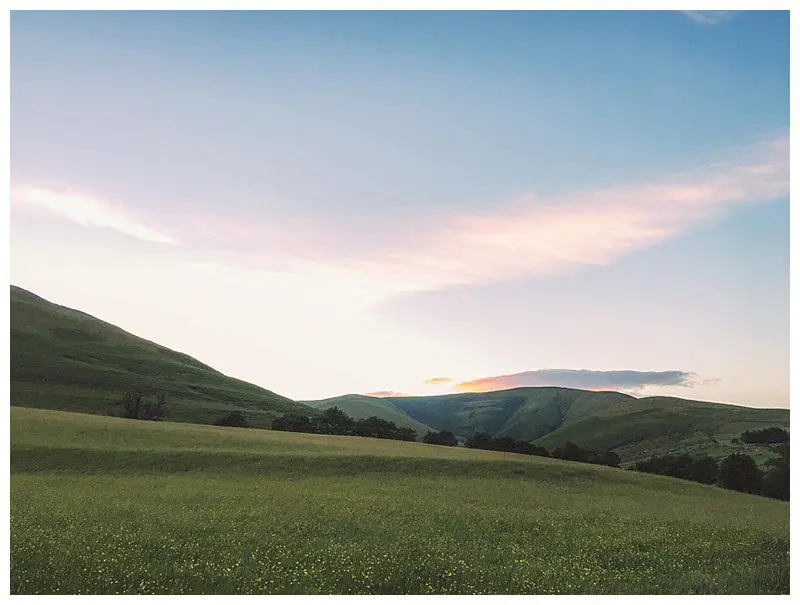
[680,11,737,25]
[365,136,787,290]
[454,369,698,394]
[11,185,177,244]
[424,377,453,385]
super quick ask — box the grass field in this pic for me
[11,407,789,595]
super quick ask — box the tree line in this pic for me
[269,410,622,468]
[634,443,789,501]
[740,426,789,444]
[271,407,417,441]
[464,434,620,467]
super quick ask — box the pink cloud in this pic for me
[454,369,698,395]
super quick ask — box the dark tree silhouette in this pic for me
[423,430,459,447]
[271,413,316,433]
[464,433,552,458]
[761,443,789,501]
[354,416,417,441]
[214,411,250,428]
[270,408,416,442]
[552,441,588,463]
[464,432,494,450]
[689,456,719,484]
[718,452,762,494]
[586,450,621,468]
[121,390,166,421]
[740,427,789,444]
[317,407,355,435]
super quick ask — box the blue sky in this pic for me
[10,10,789,406]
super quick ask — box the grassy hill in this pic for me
[10,285,312,427]
[323,388,788,465]
[11,407,788,594]
[301,394,436,437]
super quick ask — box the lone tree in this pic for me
[214,411,250,428]
[121,389,166,421]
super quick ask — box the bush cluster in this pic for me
[271,407,417,442]
[464,432,552,459]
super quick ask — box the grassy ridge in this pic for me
[11,285,311,427]
[11,408,789,595]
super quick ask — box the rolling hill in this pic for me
[10,285,312,427]
[305,388,789,465]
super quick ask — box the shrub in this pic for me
[214,411,250,428]
[423,430,459,447]
[120,390,166,421]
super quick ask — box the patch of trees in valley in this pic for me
[635,438,789,501]
[271,406,417,441]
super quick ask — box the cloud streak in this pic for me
[454,369,698,394]
[11,185,177,244]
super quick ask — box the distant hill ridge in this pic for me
[10,285,788,463]
[303,387,788,464]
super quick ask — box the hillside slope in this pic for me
[10,285,311,427]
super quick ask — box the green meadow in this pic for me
[11,407,789,595]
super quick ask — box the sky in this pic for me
[10,10,789,407]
